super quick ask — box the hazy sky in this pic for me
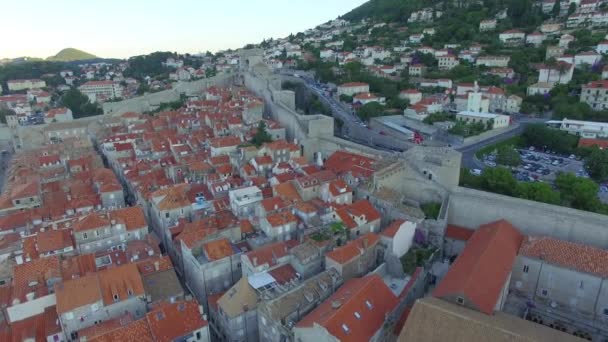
[3,0,367,59]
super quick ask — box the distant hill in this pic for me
[46,48,98,62]
[342,0,429,22]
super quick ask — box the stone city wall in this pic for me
[448,186,608,248]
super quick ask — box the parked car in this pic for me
[470,169,482,176]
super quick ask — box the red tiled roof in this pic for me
[445,224,475,241]
[584,80,608,89]
[326,232,380,264]
[55,274,102,314]
[519,236,608,278]
[12,256,61,302]
[268,263,298,285]
[146,300,208,342]
[339,82,369,88]
[78,314,134,341]
[261,196,288,212]
[328,179,352,197]
[203,238,235,261]
[244,241,290,268]
[240,219,255,235]
[110,206,147,231]
[324,151,375,178]
[89,318,153,342]
[380,220,406,238]
[433,219,523,314]
[72,213,110,232]
[296,274,398,341]
[266,211,297,228]
[578,138,608,149]
[97,263,145,306]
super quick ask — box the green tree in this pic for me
[0,107,15,124]
[522,124,579,154]
[123,51,173,80]
[568,2,576,15]
[60,88,103,118]
[496,146,521,167]
[357,102,385,121]
[552,0,561,17]
[555,172,601,211]
[479,167,518,196]
[251,121,273,147]
[339,94,353,103]
[515,182,561,205]
[585,147,608,182]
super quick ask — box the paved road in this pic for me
[457,117,548,169]
[280,70,414,152]
[280,69,550,160]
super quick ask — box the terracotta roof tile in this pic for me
[268,263,298,285]
[239,219,255,235]
[90,318,153,342]
[97,263,145,306]
[433,219,523,314]
[296,274,398,341]
[12,256,61,302]
[273,181,302,202]
[54,274,102,314]
[445,224,475,241]
[72,213,110,233]
[381,220,406,238]
[326,232,380,264]
[203,238,236,261]
[78,314,134,341]
[110,206,147,231]
[261,196,288,212]
[266,211,297,228]
[243,241,291,268]
[146,300,208,342]
[519,236,608,278]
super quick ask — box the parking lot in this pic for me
[514,148,585,182]
[479,146,608,203]
[480,147,585,182]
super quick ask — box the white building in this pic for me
[78,80,122,102]
[467,91,490,113]
[581,80,608,111]
[506,95,523,114]
[164,58,184,68]
[476,56,510,67]
[559,34,575,48]
[574,51,601,67]
[499,29,526,45]
[320,49,335,59]
[337,82,370,97]
[479,19,497,31]
[7,79,46,92]
[409,34,424,44]
[538,61,574,84]
[44,107,73,123]
[438,55,460,70]
[379,220,416,258]
[456,111,510,130]
[353,92,385,105]
[408,64,427,76]
[229,186,263,218]
[597,41,608,54]
[527,82,555,96]
[526,32,546,47]
[399,89,423,104]
[555,118,608,138]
